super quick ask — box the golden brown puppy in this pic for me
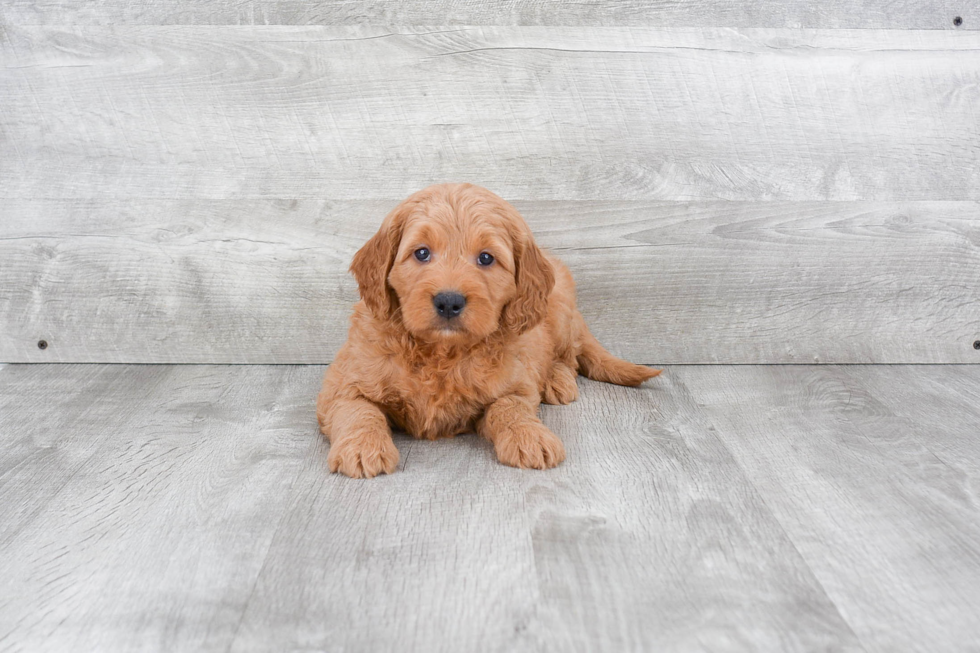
[317,183,660,478]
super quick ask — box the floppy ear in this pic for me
[502,232,555,334]
[349,204,409,321]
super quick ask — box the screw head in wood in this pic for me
[974,340,980,350]
[37,339,48,350]
[953,16,963,26]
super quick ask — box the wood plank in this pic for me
[835,365,980,471]
[229,374,860,651]
[5,364,979,650]
[674,365,980,652]
[2,27,979,201]
[0,365,168,547]
[1,0,973,29]
[0,363,321,651]
[2,199,977,364]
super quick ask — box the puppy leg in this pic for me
[319,397,399,479]
[478,395,565,469]
[542,361,579,405]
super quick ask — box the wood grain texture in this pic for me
[3,27,980,201]
[230,373,861,652]
[0,364,872,651]
[0,364,320,652]
[0,365,167,549]
[2,199,977,364]
[1,0,975,28]
[674,365,980,652]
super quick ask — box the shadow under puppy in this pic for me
[317,183,660,478]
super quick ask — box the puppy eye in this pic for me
[414,247,431,262]
[477,252,495,266]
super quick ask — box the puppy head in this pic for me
[350,183,554,343]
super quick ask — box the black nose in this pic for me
[433,292,466,319]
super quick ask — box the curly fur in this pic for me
[317,183,660,478]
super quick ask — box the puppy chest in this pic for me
[386,375,487,439]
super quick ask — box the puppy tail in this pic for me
[576,324,661,387]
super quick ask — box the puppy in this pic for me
[317,183,660,478]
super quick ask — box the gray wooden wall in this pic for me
[1,3,978,364]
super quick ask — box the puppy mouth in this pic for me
[434,320,465,334]
[424,315,468,338]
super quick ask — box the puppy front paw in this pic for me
[327,433,399,479]
[493,421,566,470]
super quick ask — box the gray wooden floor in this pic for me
[1,364,978,652]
